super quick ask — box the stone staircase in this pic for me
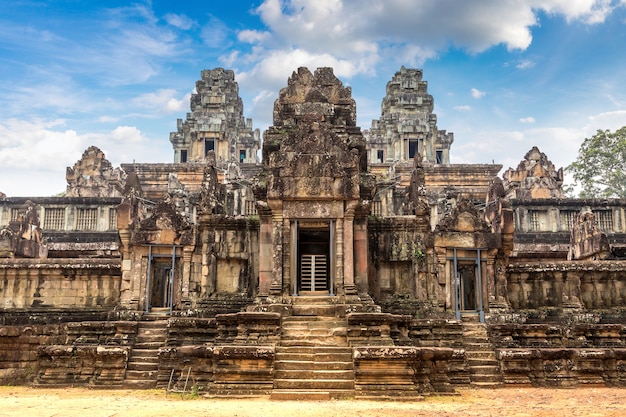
[462,321,503,388]
[271,299,355,400]
[123,315,169,389]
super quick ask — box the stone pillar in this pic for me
[258,212,273,297]
[343,201,358,296]
[181,245,193,306]
[335,215,345,296]
[434,246,449,309]
[353,214,369,295]
[117,228,134,309]
[269,203,283,296]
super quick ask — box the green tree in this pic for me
[567,126,626,198]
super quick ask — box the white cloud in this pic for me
[238,30,271,44]
[471,88,486,99]
[131,89,190,114]
[164,13,195,30]
[200,17,231,48]
[235,0,621,86]
[237,48,367,93]
[454,105,472,111]
[0,118,162,196]
[533,0,615,24]
[516,59,536,69]
[519,117,536,123]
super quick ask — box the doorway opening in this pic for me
[145,245,181,313]
[457,262,477,311]
[291,221,334,295]
[450,248,485,322]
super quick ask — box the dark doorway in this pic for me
[458,262,477,311]
[298,228,330,293]
[150,262,173,308]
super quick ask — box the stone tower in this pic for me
[254,67,372,301]
[169,68,260,164]
[365,66,453,165]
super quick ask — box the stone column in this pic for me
[343,200,358,295]
[353,213,369,295]
[269,203,283,296]
[181,245,193,306]
[335,214,345,296]
[257,210,273,297]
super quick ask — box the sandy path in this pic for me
[1,386,626,417]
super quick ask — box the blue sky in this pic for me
[1,0,626,196]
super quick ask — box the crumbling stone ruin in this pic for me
[1,67,626,398]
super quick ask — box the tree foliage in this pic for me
[567,126,626,198]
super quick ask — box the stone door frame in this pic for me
[450,248,485,322]
[290,219,335,296]
[144,244,182,314]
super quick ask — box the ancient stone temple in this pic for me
[169,68,260,164]
[1,67,626,397]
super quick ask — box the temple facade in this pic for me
[1,67,626,396]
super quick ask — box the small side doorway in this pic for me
[150,263,173,308]
[457,262,477,311]
[145,245,181,313]
[451,248,485,322]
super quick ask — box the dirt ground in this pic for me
[1,386,626,417]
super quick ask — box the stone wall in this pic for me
[0,259,121,309]
[0,324,63,384]
[507,261,626,311]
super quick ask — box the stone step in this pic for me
[133,341,166,349]
[135,335,167,344]
[281,327,346,334]
[282,321,346,329]
[463,341,493,352]
[275,352,353,362]
[275,360,353,371]
[270,389,354,400]
[122,379,157,389]
[467,358,498,367]
[465,350,497,359]
[470,373,503,383]
[126,361,159,372]
[291,305,339,317]
[276,346,352,354]
[124,369,159,380]
[139,319,170,327]
[471,381,503,388]
[280,338,349,347]
[274,379,355,390]
[275,369,354,380]
[290,296,339,305]
[469,365,500,373]
[136,331,167,337]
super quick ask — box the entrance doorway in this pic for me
[450,248,485,322]
[144,245,181,313]
[457,262,477,311]
[297,227,330,294]
[150,263,173,308]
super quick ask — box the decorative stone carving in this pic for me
[502,146,564,199]
[0,201,47,258]
[568,210,610,260]
[66,146,125,197]
[435,197,491,233]
[131,195,195,246]
[403,153,430,226]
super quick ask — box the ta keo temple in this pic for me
[1,67,626,399]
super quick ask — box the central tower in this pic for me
[253,67,373,302]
